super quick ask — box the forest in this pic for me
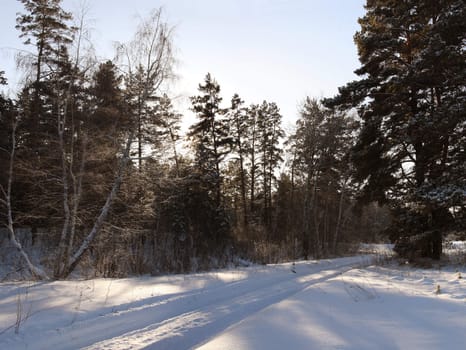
[0,0,464,280]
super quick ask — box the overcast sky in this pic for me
[1,0,365,127]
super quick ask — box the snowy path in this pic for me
[0,256,371,350]
[84,262,358,349]
[197,264,466,350]
[4,252,465,349]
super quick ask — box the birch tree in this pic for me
[117,9,175,169]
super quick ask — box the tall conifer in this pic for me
[189,73,232,206]
[325,0,465,257]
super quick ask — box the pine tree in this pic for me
[155,94,182,175]
[324,0,465,258]
[256,101,284,226]
[189,73,232,206]
[13,0,77,234]
[16,0,75,87]
[412,1,466,226]
[226,94,249,226]
[246,104,260,217]
[15,0,76,137]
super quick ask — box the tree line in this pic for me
[1,0,464,279]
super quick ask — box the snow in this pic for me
[1,253,465,350]
[198,265,466,350]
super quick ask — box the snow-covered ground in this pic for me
[0,253,465,350]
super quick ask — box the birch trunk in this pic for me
[59,130,134,278]
[54,100,71,278]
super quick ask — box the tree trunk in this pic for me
[65,135,87,269]
[54,100,72,278]
[59,130,134,278]
[333,182,346,254]
[238,144,248,227]
[312,173,321,259]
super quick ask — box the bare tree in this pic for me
[60,129,135,278]
[53,2,97,278]
[117,8,175,169]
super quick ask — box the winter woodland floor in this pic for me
[1,245,465,349]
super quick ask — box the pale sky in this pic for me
[1,0,365,127]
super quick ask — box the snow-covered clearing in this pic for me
[1,253,465,350]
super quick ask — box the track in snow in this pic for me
[29,256,372,350]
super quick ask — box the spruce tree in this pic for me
[86,60,127,200]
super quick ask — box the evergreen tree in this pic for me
[245,104,260,217]
[324,0,465,258]
[16,0,75,88]
[189,73,232,206]
[13,0,77,234]
[0,78,15,221]
[153,162,232,273]
[256,101,284,227]
[226,94,249,226]
[86,60,126,183]
[154,94,182,175]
